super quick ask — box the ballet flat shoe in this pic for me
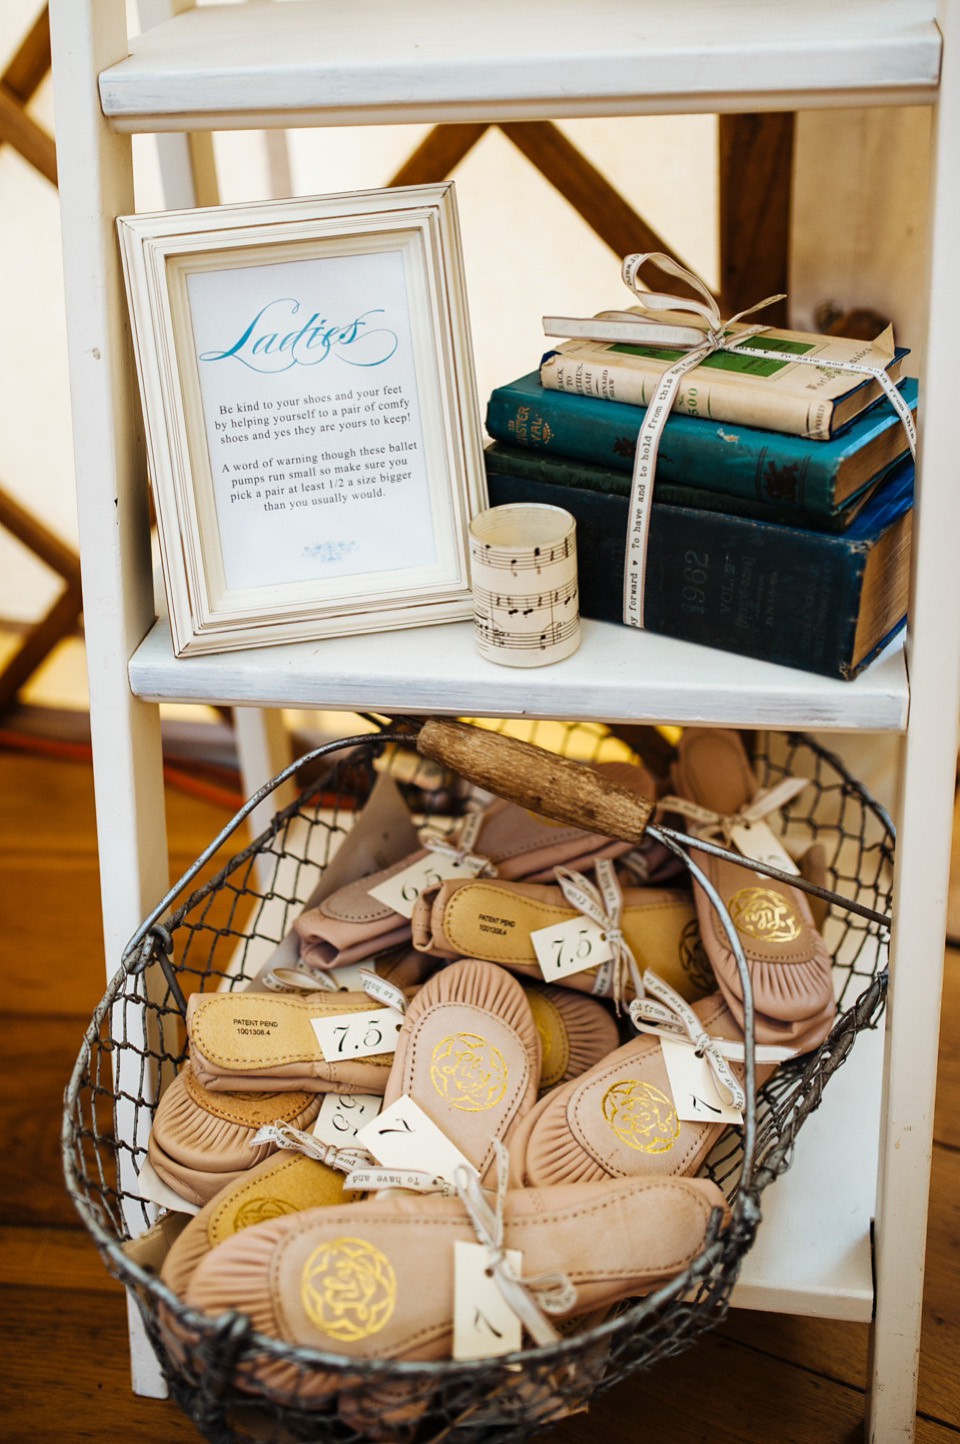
[381,959,541,1185]
[147,1063,321,1208]
[669,728,836,1053]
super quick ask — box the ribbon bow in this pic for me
[262,961,410,1013]
[419,808,498,878]
[253,1120,459,1196]
[544,252,916,630]
[248,1121,373,1176]
[546,250,783,357]
[454,1140,577,1348]
[629,969,797,1112]
[554,857,643,1012]
[628,971,747,1113]
[656,774,809,849]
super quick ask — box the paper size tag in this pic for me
[530,915,612,983]
[355,1094,472,1182]
[368,852,487,919]
[310,1007,403,1061]
[453,1240,524,1360]
[728,819,800,876]
[312,1091,382,1147]
[660,1038,744,1125]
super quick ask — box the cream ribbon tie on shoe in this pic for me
[262,965,413,1010]
[656,775,810,855]
[626,970,796,1115]
[250,1119,459,1197]
[248,1120,373,1177]
[454,1140,577,1348]
[554,858,644,1011]
[419,809,499,880]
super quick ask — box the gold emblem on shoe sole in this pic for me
[431,1032,508,1111]
[601,1079,679,1153]
[301,1236,396,1342]
[233,1196,300,1230]
[728,887,803,943]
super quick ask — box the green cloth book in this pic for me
[540,310,908,439]
[485,372,917,518]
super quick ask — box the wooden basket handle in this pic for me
[415,718,653,844]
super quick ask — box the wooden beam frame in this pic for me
[0,487,83,715]
[0,7,56,184]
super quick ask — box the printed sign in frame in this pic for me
[118,184,487,655]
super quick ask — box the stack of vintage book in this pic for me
[484,317,916,680]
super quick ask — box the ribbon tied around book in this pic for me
[544,252,918,629]
[454,1140,577,1347]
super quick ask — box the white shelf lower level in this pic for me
[131,606,891,1319]
[129,614,910,732]
[732,1017,881,1319]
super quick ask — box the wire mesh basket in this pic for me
[62,723,893,1444]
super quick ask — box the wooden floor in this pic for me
[2,744,958,1444]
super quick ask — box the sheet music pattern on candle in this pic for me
[469,504,580,668]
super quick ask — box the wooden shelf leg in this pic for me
[49,0,171,1399]
[867,4,960,1439]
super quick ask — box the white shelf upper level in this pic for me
[128,613,910,732]
[100,0,942,132]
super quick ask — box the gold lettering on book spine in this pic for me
[431,1032,508,1111]
[301,1237,397,1342]
[728,887,803,943]
[601,1079,679,1153]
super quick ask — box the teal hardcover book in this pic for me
[485,372,917,517]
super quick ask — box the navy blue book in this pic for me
[485,372,917,518]
[485,455,913,680]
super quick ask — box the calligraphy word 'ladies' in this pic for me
[199,299,399,374]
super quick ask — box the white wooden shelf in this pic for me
[128,614,910,732]
[51,0,960,1435]
[100,0,941,132]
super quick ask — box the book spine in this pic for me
[483,444,860,533]
[486,381,840,514]
[485,472,869,678]
[540,350,833,439]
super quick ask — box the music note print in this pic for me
[469,503,580,668]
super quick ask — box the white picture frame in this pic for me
[117,183,487,656]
